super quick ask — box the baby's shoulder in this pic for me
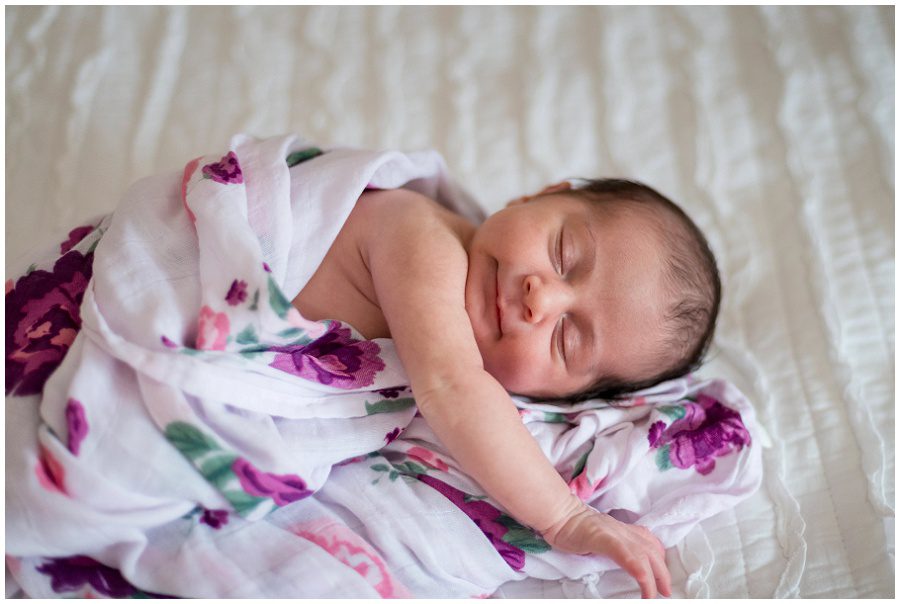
[353,188,475,254]
[356,188,473,231]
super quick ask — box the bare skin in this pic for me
[292,186,672,598]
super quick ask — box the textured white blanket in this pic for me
[5,134,762,597]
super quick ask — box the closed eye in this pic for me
[556,318,567,366]
[556,228,565,274]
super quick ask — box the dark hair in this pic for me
[548,178,722,402]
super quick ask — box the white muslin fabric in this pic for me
[5,134,761,598]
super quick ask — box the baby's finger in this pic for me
[634,557,657,599]
[648,549,671,597]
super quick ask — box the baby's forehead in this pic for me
[575,193,672,228]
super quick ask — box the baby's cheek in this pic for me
[483,344,538,394]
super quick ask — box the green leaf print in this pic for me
[277,327,314,346]
[249,289,259,311]
[503,528,551,553]
[86,233,103,254]
[570,445,593,480]
[236,324,258,345]
[655,445,673,471]
[364,397,415,415]
[267,275,292,319]
[541,412,569,423]
[286,147,323,167]
[392,461,427,476]
[657,405,686,420]
[497,514,551,553]
[222,489,268,515]
[200,454,239,488]
[165,422,222,461]
[277,327,303,339]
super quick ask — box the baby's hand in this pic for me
[541,502,671,599]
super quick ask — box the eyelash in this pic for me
[557,318,567,364]
[556,230,565,274]
[555,229,568,364]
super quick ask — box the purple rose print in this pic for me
[59,224,95,255]
[384,427,403,444]
[6,250,93,396]
[225,279,248,306]
[375,386,407,399]
[199,507,230,529]
[417,475,528,570]
[649,394,751,475]
[269,323,385,389]
[202,151,243,184]
[232,458,313,506]
[648,421,665,448]
[65,398,88,455]
[36,556,172,598]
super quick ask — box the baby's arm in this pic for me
[358,190,670,598]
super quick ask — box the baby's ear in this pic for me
[537,181,573,196]
[506,181,573,207]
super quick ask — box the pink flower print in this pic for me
[336,454,371,467]
[202,151,243,185]
[65,399,88,456]
[225,279,248,306]
[285,307,327,338]
[6,250,93,396]
[406,446,449,472]
[568,472,605,502]
[160,335,178,349]
[195,305,230,351]
[59,225,95,255]
[35,444,67,495]
[232,458,313,506]
[269,323,385,388]
[181,156,202,224]
[292,519,412,598]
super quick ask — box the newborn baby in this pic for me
[293,178,720,598]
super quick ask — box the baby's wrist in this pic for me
[537,493,587,546]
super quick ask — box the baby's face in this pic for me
[464,193,670,398]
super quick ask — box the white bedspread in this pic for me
[5,6,894,598]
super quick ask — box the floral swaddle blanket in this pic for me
[5,134,762,598]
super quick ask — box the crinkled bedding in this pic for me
[5,5,894,598]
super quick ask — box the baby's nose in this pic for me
[522,275,570,324]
